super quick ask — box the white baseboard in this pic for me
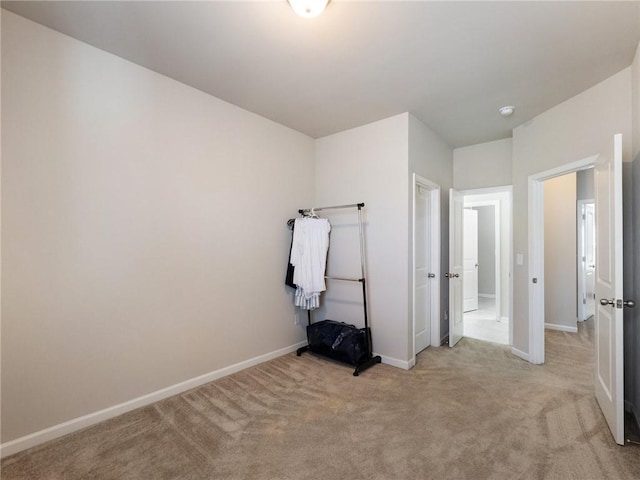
[511,347,530,362]
[0,341,307,459]
[478,293,496,299]
[378,354,412,370]
[544,323,578,333]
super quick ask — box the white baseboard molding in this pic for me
[0,340,307,459]
[511,347,530,362]
[544,323,578,333]
[378,354,412,370]
[478,293,496,299]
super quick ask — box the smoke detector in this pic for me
[498,106,515,117]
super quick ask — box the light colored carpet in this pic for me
[3,319,640,479]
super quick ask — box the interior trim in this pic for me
[0,340,308,458]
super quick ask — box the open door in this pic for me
[449,189,464,346]
[594,133,625,445]
[578,200,596,321]
[584,203,596,319]
[414,184,432,354]
[463,208,478,312]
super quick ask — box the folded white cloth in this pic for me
[290,218,331,310]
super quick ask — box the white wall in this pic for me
[408,114,453,347]
[544,173,577,331]
[315,114,410,365]
[453,138,512,190]
[511,68,632,355]
[576,168,594,201]
[314,113,453,364]
[453,138,513,327]
[1,12,315,443]
[475,206,495,296]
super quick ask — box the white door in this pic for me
[415,186,431,353]
[463,209,479,312]
[584,203,596,319]
[594,133,624,445]
[449,189,464,347]
[578,200,596,321]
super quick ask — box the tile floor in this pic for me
[463,296,509,345]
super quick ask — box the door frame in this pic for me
[528,156,597,364]
[577,198,595,322]
[412,174,441,363]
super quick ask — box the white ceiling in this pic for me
[2,1,640,147]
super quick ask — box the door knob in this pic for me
[427,273,436,278]
[445,273,450,278]
[624,300,635,308]
[600,298,615,306]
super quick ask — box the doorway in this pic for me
[543,172,580,334]
[461,191,510,345]
[528,156,597,364]
[447,186,512,348]
[412,174,440,360]
[528,135,625,444]
[535,168,596,336]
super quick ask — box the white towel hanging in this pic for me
[290,217,331,310]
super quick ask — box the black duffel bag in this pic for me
[306,319,368,366]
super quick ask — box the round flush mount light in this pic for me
[288,0,330,18]
[498,105,515,117]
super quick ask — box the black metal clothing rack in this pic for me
[294,202,382,376]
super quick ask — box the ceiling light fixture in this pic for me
[288,0,330,18]
[498,105,515,117]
